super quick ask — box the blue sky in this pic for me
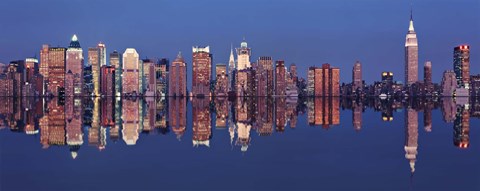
[0,0,478,86]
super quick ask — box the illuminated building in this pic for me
[65,34,84,96]
[154,58,169,96]
[47,47,66,96]
[142,59,156,97]
[441,70,456,96]
[309,97,340,128]
[122,99,139,145]
[88,47,100,96]
[352,61,362,92]
[47,98,66,146]
[6,60,25,97]
[257,57,274,97]
[404,108,418,174]
[40,44,50,82]
[454,105,470,148]
[109,51,122,96]
[101,66,115,97]
[236,40,251,70]
[275,60,286,96]
[454,45,470,89]
[286,63,298,97]
[228,47,236,92]
[214,64,228,96]
[310,64,340,96]
[122,48,140,96]
[192,98,211,147]
[192,46,212,97]
[424,61,433,95]
[405,11,419,85]
[169,53,186,97]
[24,58,38,85]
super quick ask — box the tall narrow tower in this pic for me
[405,9,419,85]
[236,39,251,70]
[66,34,84,96]
[228,46,236,91]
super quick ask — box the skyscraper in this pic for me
[88,47,100,96]
[214,64,228,96]
[310,64,340,97]
[228,46,236,92]
[122,48,140,96]
[168,52,187,97]
[236,40,251,70]
[47,47,66,96]
[142,59,156,96]
[275,60,286,96]
[109,51,122,96]
[155,58,169,96]
[405,11,419,85]
[65,35,84,96]
[256,57,273,97]
[352,61,362,92]
[424,61,433,95]
[100,65,115,97]
[454,45,470,89]
[441,70,456,96]
[40,45,50,81]
[192,46,212,97]
[98,43,107,67]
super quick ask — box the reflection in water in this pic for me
[0,97,475,174]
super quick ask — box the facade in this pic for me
[65,35,84,96]
[215,64,228,96]
[352,61,362,91]
[109,51,122,96]
[192,46,212,97]
[424,61,433,95]
[441,70,456,96]
[122,48,140,95]
[257,56,274,97]
[100,65,115,97]
[192,98,211,147]
[275,60,286,96]
[236,40,251,70]
[47,47,66,96]
[156,58,169,96]
[168,53,187,97]
[98,43,107,67]
[309,64,340,97]
[405,13,419,85]
[40,45,50,82]
[142,59,156,96]
[454,45,470,89]
[228,47,236,92]
[88,47,100,96]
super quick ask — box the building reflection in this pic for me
[0,97,476,166]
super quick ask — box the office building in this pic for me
[405,11,419,85]
[65,35,84,96]
[454,45,470,89]
[122,48,140,95]
[168,52,187,97]
[192,46,212,97]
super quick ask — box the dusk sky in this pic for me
[0,0,478,85]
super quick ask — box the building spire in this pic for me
[408,6,415,32]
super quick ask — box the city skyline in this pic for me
[1,0,478,85]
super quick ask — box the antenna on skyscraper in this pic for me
[410,1,413,20]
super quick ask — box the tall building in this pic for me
[454,45,470,89]
[122,48,140,95]
[352,61,362,91]
[24,58,38,84]
[88,47,100,96]
[228,46,236,92]
[155,58,169,96]
[275,60,286,96]
[101,65,115,96]
[214,64,228,96]
[98,43,107,67]
[309,64,340,96]
[168,52,187,97]
[109,51,122,96]
[441,70,456,96]
[192,46,212,97]
[424,61,433,95]
[142,59,156,96]
[405,11,419,85]
[404,108,419,174]
[256,57,273,97]
[236,40,251,70]
[286,63,298,97]
[47,47,67,96]
[65,35,84,96]
[40,45,50,81]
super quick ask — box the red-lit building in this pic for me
[168,53,187,97]
[101,65,115,97]
[275,60,286,96]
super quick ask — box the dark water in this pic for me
[0,97,479,191]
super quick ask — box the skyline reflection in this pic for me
[0,96,475,178]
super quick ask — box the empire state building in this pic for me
[405,11,418,85]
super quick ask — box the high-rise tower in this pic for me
[122,48,140,95]
[454,45,470,89]
[236,40,251,70]
[192,46,212,97]
[228,46,236,92]
[169,52,187,97]
[405,10,419,85]
[352,61,362,92]
[66,34,84,96]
